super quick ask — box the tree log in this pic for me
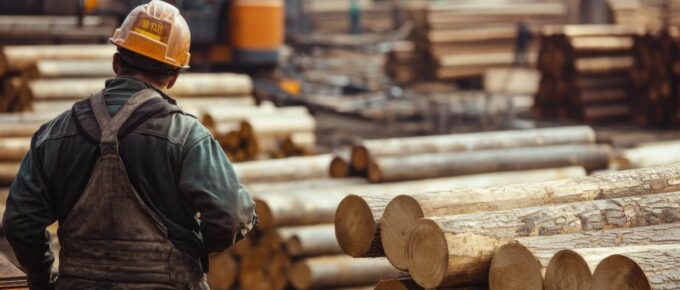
[247,178,366,196]
[381,164,680,271]
[618,141,680,170]
[351,126,595,172]
[26,60,113,79]
[258,167,584,230]
[590,245,680,290]
[278,224,342,257]
[207,250,237,290]
[368,144,610,183]
[0,44,114,73]
[234,154,333,184]
[289,256,403,290]
[0,163,20,186]
[201,106,308,130]
[0,138,30,162]
[27,73,252,100]
[335,167,585,258]
[330,151,354,178]
[407,191,680,288]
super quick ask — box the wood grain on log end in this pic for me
[591,255,649,290]
[382,195,424,270]
[488,242,543,290]
[239,248,290,290]
[290,260,313,290]
[544,250,592,290]
[406,219,448,288]
[207,250,237,290]
[330,156,350,178]
[336,195,378,257]
[351,145,370,172]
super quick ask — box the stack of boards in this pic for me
[0,15,115,46]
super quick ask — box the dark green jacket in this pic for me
[2,77,256,285]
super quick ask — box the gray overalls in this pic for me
[56,89,209,290]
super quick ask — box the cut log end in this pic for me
[290,261,313,290]
[591,255,649,290]
[382,195,424,270]
[367,160,383,183]
[488,242,543,290]
[330,156,350,178]
[544,250,592,290]
[254,201,273,230]
[335,195,377,257]
[351,145,369,172]
[207,251,237,290]
[406,219,448,289]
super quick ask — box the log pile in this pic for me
[534,25,640,122]
[385,41,420,84]
[409,1,568,81]
[608,0,666,30]
[306,0,396,34]
[337,126,607,182]
[0,15,116,45]
[334,162,680,289]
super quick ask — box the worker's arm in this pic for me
[179,134,257,253]
[2,135,57,289]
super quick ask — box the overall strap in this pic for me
[90,89,161,155]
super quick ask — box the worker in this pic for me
[2,1,257,289]
[514,20,532,67]
[349,0,361,34]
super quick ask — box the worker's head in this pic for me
[109,0,191,89]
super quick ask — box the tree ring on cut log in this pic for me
[290,261,313,290]
[544,249,592,290]
[591,255,649,290]
[367,160,383,183]
[488,242,543,290]
[407,219,448,288]
[286,236,303,256]
[254,201,273,230]
[382,195,424,270]
[335,194,376,257]
[351,145,369,172]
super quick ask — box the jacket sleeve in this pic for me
[2,135,58,289]
[179,134,256,253]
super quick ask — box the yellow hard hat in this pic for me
[110,0,191,69]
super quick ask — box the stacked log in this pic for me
[413,1,568,81]
[0,15,116,46]
[534,25,640,122]
[608,0,666,30]
[614,141,680,169]
[344,126,602,182]
[334,163,680,289]
[306,0,396,34]
[385,41,420,84]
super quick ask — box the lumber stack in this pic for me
[336,126,607,182]
[412,1,568,81]
[306,0,396,34]
[608,0,667,30]
[0,15,116,45]
[334,161,680,289]
[385,40,420,84]
[534,25,640,122]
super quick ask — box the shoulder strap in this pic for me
[89,89,161,154]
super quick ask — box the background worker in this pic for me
[2,1,256,289]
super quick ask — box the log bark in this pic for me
[590,245,680,290]
[27,73,252,100]
[0,44,114,73]
[234,154,333,184]
[278,224,342,257]
[289,256,403,290]
[407,191,680,288]
[247,178,366,196]
[207,250,237,290]
[0,163,20,186]
[201,106,308,130]
[0,138,30,162]
[351,126,595,172]
[335,167,585,258]
[368,144,610,183]
[381,164,680,271]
